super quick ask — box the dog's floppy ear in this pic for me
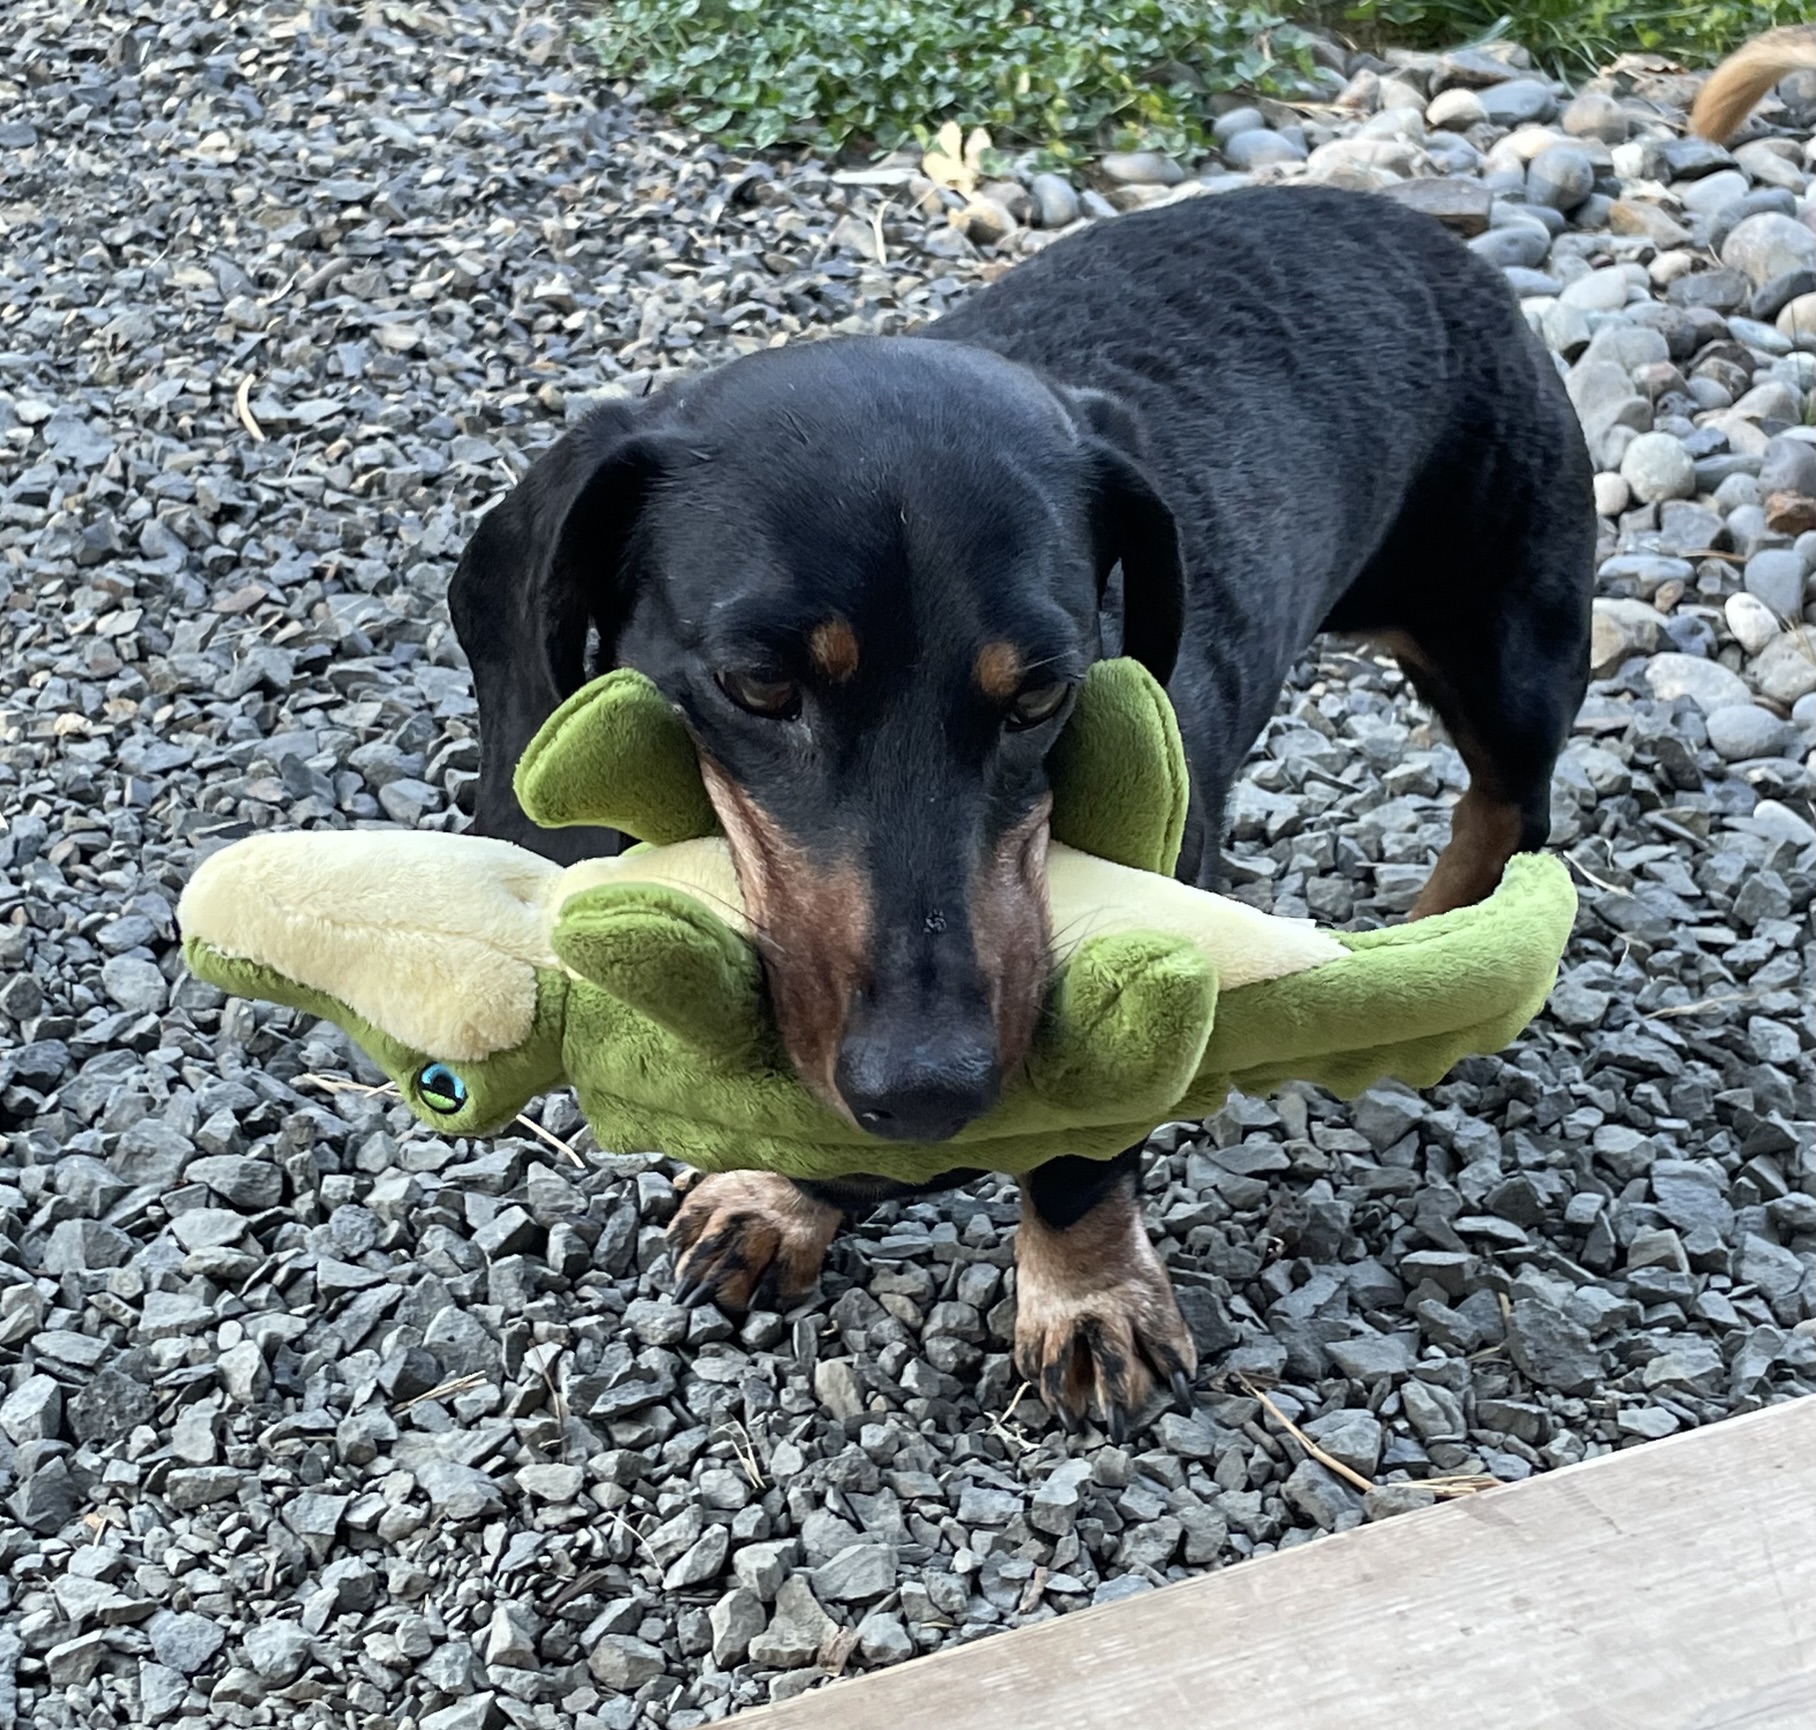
[449,401,678,859]
[1063,387,1185,686]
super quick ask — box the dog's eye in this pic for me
[1005,681,1070,731]
[717,670,802,719]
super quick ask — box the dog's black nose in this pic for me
[834,1031,1001,1143]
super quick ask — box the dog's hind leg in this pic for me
[1370,555,1591,921]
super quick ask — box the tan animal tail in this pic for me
[1690,25,1816,142]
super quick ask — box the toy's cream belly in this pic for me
[1043,848,1344,985]
[561,838,1345,988]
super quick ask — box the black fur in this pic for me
[450,187,1594,1221]
[926,187,1595,878]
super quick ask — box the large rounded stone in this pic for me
[1527,144,1595,213]
[1620,432,1696,504]
[1705,703,1795,761]
[1777,292,1816,351]
[1376,75,1426,113]
[1681,170,1750,219]
[1735,139,1811,193]
[1381,178,1491,235]
[1211,106,1266,145]
[1726,590,1784,654]
[1722,213,1816,291]
[1645,652,1752,714]
[1559,266,1632,312]
[1479,79,1557,126]
[1593,471,1630,517]
[1540,299,1592,359]
[1580,322,1669,373]
[1673,268,1752,314]
[1426,87,1485,130]
[1222,130,1305,171]
[1358,106,1425,142]
[1099,151,1183,187]
[1732,378,1803,422]
[1753,628,1816,704]
[1710,188,1798,255]
[1745,548,1807,619]
[1561,91,1628,143]
[1028,173,1079,229]
[1568,361,1653,467]
[1757,435,1816,497]
[1467,225,1551,271]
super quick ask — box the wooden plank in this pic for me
[733,1396,1816,1730]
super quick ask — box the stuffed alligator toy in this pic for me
[179,660,1576,1186]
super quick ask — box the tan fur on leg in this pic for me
[670,1171,842,1309]
[1013,1182,1195,1433]
[1366,629,1531,922]
[1410,784,1524,920]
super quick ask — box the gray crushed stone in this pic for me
[1,6,1812,1728]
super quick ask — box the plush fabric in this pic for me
[1044,656,1189,874]
[179,659,1577,1182]
[515,669,720,843]
[181,830,558,1063]
[513,657,1186,870]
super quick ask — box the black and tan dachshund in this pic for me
[450,186,1594,1434]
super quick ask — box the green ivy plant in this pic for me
[590,0,1323,161]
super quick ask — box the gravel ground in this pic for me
[2,4,1813,1727]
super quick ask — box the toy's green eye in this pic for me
[417,1063,468,1114]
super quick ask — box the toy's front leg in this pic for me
[670,1172,843,1310]
[1013,1146,1196,1441]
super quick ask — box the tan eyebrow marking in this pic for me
[808,617,860,683]
[975,641,1024,700]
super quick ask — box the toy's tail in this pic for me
[1690,26,1816,143]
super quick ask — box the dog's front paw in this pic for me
[669,1171,841,1311]
[1012,1197,1195,1441]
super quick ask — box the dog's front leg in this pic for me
[1013,1146,1196,1441]
[669,1171,843,1311]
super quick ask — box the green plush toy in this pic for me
[179,661,1576,1184]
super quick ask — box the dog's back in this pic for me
[928,186,1591,885]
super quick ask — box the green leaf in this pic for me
[588,0,1788,158]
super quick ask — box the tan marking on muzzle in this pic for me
[970,793,1054,1079]
[699,756,871,1117]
